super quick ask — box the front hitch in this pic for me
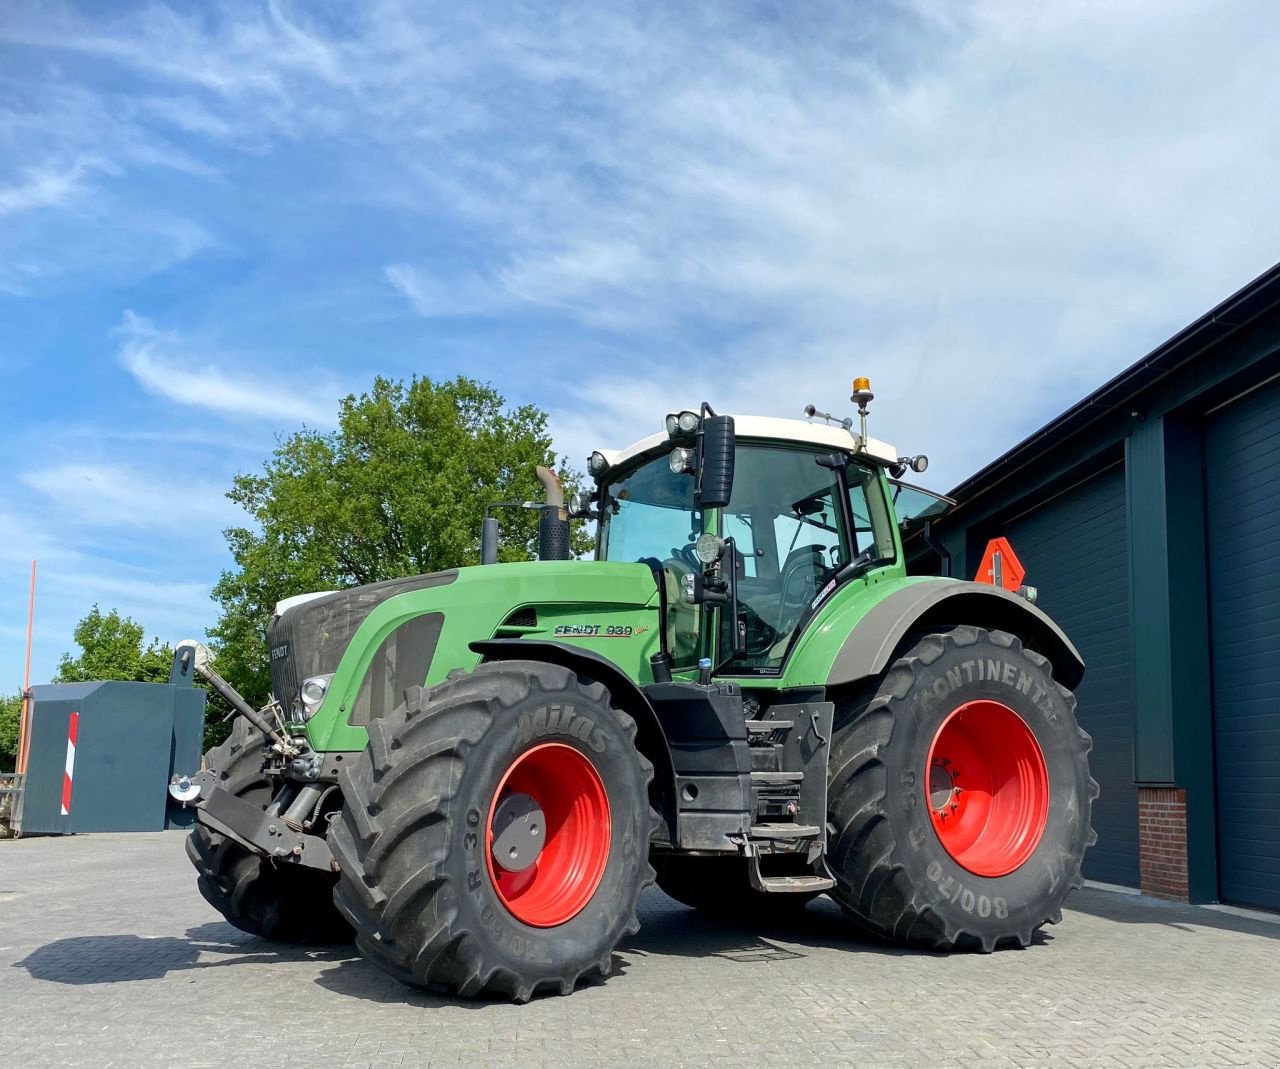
[169,764,336,873]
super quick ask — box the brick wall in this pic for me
[1138,787,1189,900]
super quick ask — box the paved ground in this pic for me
[1,833,1278,1069]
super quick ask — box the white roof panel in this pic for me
[597,414,897,471]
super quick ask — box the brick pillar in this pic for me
[1138,787,1189,900]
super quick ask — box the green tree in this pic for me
[53,607,231,752]
[0,693,21,773]
[210,374,586,707]
[55,605,173,684]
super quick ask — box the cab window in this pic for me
[718,446,852,670]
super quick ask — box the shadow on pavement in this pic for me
[309,888,1054,1009]
[15,921,358,985]
[626,888,1053,962]
[1065,886,1280,940]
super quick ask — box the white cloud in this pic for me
[20,462,239,533]
[0,158,96,216]
[116,311,340,427]
[3,0,1279,487]
[383,263,502,319]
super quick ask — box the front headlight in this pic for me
[669,446,695,474]
[298,673,334,720]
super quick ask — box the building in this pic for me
[915,264,1280,910]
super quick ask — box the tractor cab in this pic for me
[584,387,923,673]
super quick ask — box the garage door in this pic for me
[1205,380,1280,911]
[997,464,1139,886]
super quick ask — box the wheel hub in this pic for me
[928,760,961,815]
[490,792,545,872]
[925,699,1049,877]
[485,742,611,928]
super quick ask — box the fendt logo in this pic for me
[270,645,290,661]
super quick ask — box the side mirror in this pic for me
[697,414,735,509]
[480,516,500,565]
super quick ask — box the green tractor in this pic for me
[174,382,1095,1001]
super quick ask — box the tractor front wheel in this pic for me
[329,661,656,1001]
[185,719,352,944]
[826,626,1096,951]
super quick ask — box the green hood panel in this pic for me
[303,561,662,751]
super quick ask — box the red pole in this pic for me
[16,560,35,776]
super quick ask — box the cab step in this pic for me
[749,822,822,841]
[754,873,835,893]
[750,770,804,785]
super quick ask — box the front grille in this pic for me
[268,570,457,724]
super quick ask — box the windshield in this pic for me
[599,454,704,668]
[891,481,956,528]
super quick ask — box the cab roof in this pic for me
[597,414,898,472]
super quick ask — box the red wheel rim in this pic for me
[485,742,611,927]
[926,700,1049,877]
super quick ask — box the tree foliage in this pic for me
[210,375,586,707]
[0,693,20,772]
[55,605,173,684]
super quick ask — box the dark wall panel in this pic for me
[998,464,1139,887]
[1205,380,1280,911]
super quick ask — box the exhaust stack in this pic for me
[535,465,572,561]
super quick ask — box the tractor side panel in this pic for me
[817,578,1086,690]
[305,561,662,752]
[780,574,939,688]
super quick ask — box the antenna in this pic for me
[802,403,853,431]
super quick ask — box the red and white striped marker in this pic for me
[60,711,79,817]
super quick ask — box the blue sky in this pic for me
[2,0,1279,688]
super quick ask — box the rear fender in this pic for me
[470,639,678,845]
[828,578,1085,690]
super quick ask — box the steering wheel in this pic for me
[671,543,701,571]
[777,546,831,634]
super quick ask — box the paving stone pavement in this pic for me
[1,831,1278,1069]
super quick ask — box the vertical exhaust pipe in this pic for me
[535,466,572,561]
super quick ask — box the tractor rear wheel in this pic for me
[329,661,656,1002]
[653,854,818,919]
[185,719,352,943]
[826,626,1096,951]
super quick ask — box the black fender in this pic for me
[469,639,678,844]
[828,578,1085,690]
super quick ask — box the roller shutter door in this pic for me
[1205,380,1280,911]
[998,464,1139,886]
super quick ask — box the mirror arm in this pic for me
[711,536,745,674]
[923,519,952,578]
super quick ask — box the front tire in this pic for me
[329,661,656,1002]
[826,626,1097,951]
[185,719,352,944]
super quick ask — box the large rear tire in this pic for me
[329,661,656,1002]
[826,626,1097,951]
[185,719,352,943]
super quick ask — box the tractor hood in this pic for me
[268,570,460,725]
[282,561,663,752]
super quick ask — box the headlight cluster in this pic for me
[664,410,699,436]
[290,673,334,724]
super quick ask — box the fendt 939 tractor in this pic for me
[173,380,1096,1002]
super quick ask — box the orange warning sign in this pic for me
[975,537,1025,592]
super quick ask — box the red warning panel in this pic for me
[975,537,1025,592]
